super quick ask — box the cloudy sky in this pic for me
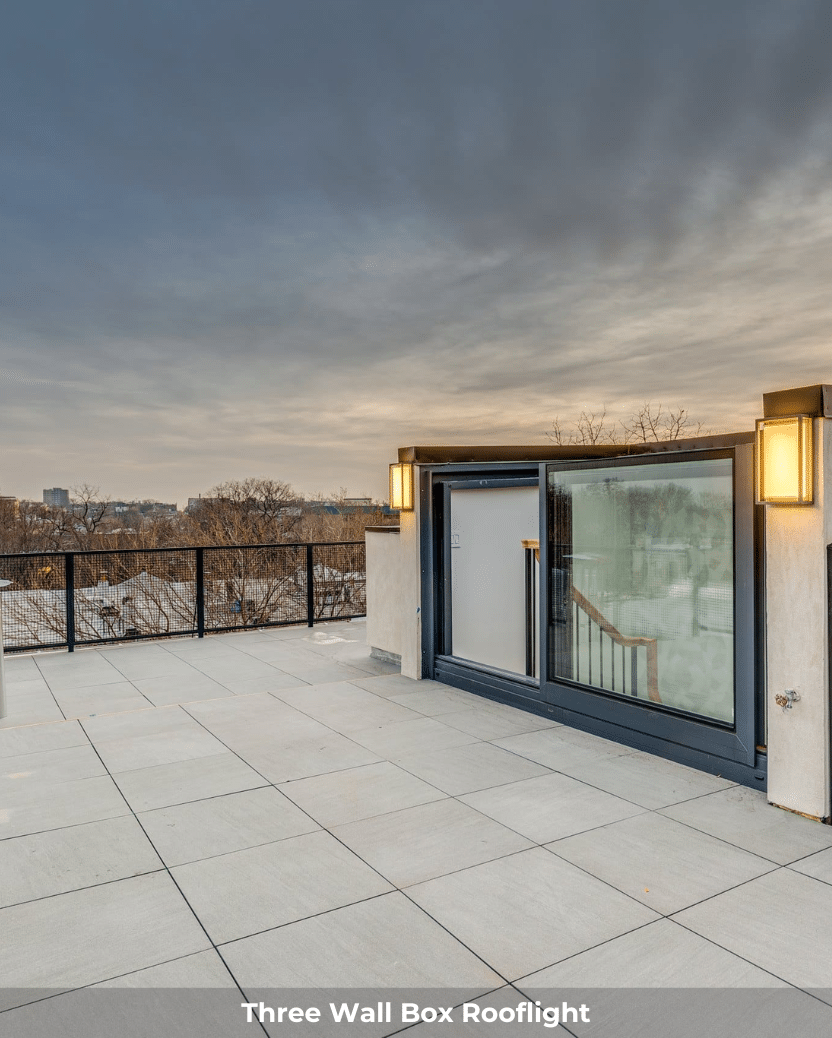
[3,1,832,506]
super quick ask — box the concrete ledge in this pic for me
[370,647,401,666]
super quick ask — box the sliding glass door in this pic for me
[543,447,757,767]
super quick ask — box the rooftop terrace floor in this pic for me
[3,622,832,1035]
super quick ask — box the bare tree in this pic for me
[621,404,704,443]
[189,477,303,545]
[70,484,111,541]
[546,407,617,445]
[547,404,705,445]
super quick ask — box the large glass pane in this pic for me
[548,457,734,724]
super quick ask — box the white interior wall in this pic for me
[450,485,540,676]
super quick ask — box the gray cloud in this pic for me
[2,1,832,502]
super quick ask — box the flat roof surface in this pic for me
[2,625,832,1032]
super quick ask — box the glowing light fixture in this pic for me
[755,415,813,504]
[389,462,414,511]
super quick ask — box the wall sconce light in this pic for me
[389,462,414,511]
[755,415,813,504]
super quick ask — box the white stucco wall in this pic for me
[0,593,7,719]
[766,417,832,820]
[365,471,422,679]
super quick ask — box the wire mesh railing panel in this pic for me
[311,543,366,620]
[0,553,67,650]
[203,545,308,630]
[72,550,197,644]
[0,542,366,652]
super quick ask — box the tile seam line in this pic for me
[654,808,826,867]
[784,843,832,867]
[0,946,261,1025]
[191,679,710,908]
[664,866,794,921]
[0,862,168,912]
[388,756,559,800]
[668,915,828,1002]
[490,745,739,812]
[162,825,337,870]
[508,915,684,988]
[546,806,787,868]
[381,984,531,1038]
[182,705,525,985]
[550,843,780,918]
[30,655,68,721]
[0,806,134,844]
[261,690,481,755]
[79,731,272,1036]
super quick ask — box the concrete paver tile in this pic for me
[221,890,503,990]
[348,716,478,758]
[493,726,637,772]
[661,785,832,865]
[549,812,776,914]
[555,750,736,810]
[0,815,162,907]
[673,868,832,995]
[1,774,130,840]
[0,719,88,758]
[171,829,393,944]
[139,786,319,866]
[278,760,446,827]
[518,918,789,988]
[408,847,658,981]
[461,771,645,842]
[332,798,532,887]
[113,752,268,812]
[0,872,210,1009]
[397,741,551,796]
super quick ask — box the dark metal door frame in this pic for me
[419,448,766,787]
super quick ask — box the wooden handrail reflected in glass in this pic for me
[523,538,661,704]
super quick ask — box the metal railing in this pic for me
[0,542,366,653]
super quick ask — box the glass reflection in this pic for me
[548,458,734,724]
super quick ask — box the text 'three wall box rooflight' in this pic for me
[389,462,414,511]
[755,415,813,504]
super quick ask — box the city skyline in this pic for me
[3,1,832,505]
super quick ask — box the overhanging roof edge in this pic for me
[398,430,754,465]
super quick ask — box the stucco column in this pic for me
[364,465,423,681]
[766,416,831,820]
[397,475,423,680]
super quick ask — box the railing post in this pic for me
[196,547,205,638]
[306,543,315,627]
[631,646,638,697]
[65,553,75,653]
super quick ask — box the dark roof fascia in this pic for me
[762,384,832,419]
[398,430,754,466]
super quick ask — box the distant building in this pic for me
[0,495,19,517]
[305,498,397,517]
[186,496,215,514]
[110,501,179,517]
[43,488,70,508]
